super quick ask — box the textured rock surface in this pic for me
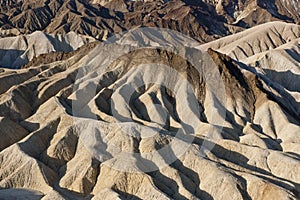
[0,0,299,42]
[0,21,299,199]
[0,31,94,68]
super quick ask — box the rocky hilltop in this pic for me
[0,21,299,199]
[0,0,299,200]
[0,0,299,42]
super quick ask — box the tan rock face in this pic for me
[0,19,299,200]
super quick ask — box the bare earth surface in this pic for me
[0,1,299,200]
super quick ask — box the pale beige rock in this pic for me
[0,21,299,200]
[0,31,94,68]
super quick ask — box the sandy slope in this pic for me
[201,21,300,111]
[0,31,94,69]
[201,21,300,61]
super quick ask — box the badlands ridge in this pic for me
[0,21,299,199]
